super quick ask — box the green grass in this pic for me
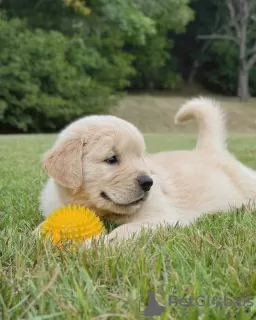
[1,134,256,320]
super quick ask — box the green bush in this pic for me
[129,34,182,90]
[0,13,129,133]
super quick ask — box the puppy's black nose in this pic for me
[137,175,153,192]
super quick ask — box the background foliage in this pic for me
[0,0,255,132]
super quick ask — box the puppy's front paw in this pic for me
[103,224,141,243]
[81,234,108,249]
[81,232,124,250]
[81,223,145,250]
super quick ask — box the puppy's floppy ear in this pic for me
[43,135,85,189]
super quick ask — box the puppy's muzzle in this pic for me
[137,175,153,192]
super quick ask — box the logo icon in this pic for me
[143,291,166,317]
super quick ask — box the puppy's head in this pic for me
[43,115,153,216]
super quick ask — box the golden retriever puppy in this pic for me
[39,97,256,244]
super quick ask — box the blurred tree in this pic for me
[0,0,193,99]
[198,0,256,101]
[127,0,194,90]
[0,13,117,132]
[0,1,159,132]
[200,39,256,97]
[172,0,223,84]
[62,0,91,16]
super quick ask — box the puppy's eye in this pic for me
[105,155,118,165]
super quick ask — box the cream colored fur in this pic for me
[38,97,256,244]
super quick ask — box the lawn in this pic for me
[1,133,256,320]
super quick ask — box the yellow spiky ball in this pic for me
[40,205,105,246]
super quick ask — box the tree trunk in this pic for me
[237,23,250,102]
[188,60,199,84]
[237,68,250,102]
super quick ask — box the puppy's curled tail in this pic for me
[174,97,226,151]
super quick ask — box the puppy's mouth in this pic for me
[100,192,147,206]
